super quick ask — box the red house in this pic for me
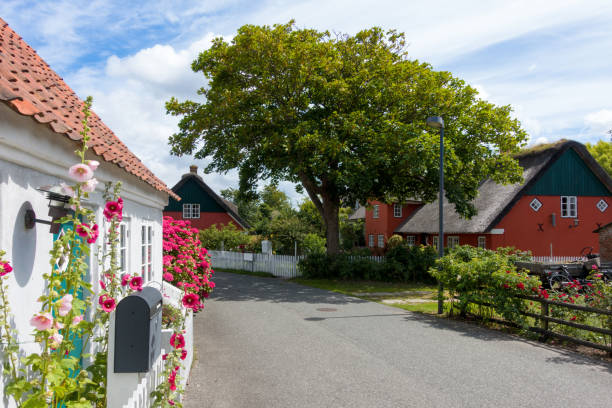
[163,166,250,231]
[366,140,612,256]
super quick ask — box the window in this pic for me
[368,234,375,248]
[373,205,380,219]
[377,234,385,248]
[596,199,608,212]
[432,236,439,250]
[529,198,542,212]
[406,236,416,246]
[182,203,200,219]
[560,196,577,218]
[393,203,402,218]
[478,236,486,249]
[141,225,153,282]
[447,236,460,249]
[119,223,128,274]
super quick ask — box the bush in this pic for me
[429,245,541,324]
[298,253,384,280]
[301,233,326,255]
[199,222,250,251]
[385,243,438,282]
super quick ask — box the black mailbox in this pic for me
[114,287,163,373]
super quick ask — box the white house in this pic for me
[0,17,179,405]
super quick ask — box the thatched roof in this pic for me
[395,140,612,234]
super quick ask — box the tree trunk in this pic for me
[322,198,340,255]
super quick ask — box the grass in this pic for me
[289,278,437,295]
[215,268,276,278]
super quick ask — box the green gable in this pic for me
[164,177,226,212]
[526,148,610,196]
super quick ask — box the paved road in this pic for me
[184,272,612,408]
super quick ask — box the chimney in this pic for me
[189,165,198,174]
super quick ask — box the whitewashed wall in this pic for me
[0,103,169,406]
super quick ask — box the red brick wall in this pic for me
[599,225,612,262]
[163,211,244,231]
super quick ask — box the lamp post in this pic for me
[426,116,444,314]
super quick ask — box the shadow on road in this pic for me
[210,271,369,305]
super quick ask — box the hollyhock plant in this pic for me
[170,332,185,349]
[57,294,73,317]
[130,276,143,291]
[48,331,64,349]
[82,178,98,193]
[101,296,116,313]
[0,261,12,276]
[121,274,131,287]
[30,312,54,331]
[86,160,100,171]
[68,163,94,182]
[182,293,200,310]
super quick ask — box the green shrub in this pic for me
[199,223,250,251]
[384,243,438,282]
[301,233,326,255]
[429,245,541,324]
[298,253,384,280]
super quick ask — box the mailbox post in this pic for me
[114,287,163,372]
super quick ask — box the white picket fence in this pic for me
[122,350,166,408]
[208,250,386,279]
[530,256,584,263]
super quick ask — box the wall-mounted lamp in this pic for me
[24,186,73,234]
[569,218,580,229]
[551,212,556,227]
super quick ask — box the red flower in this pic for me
[170,332,185,349]
[181,349,187,360]
[0,261,12,276]
[121,274,131,287]
[101,296,116,313]
[502,283,510,289]
[129,276,143,291]
[570,316,577,321]
[182,293,200,309]
[516,282,525,290]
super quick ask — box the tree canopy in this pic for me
[167,21,527,253]
[586,140,612,176]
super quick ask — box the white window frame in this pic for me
[477,236,486,249]
[182,203,201,219]
[118,222,129,275]
[560,196,577,218]
[373,205,380,219]
[368,234,375,248]
[377,234,385,248]
[141,224,153,282]
[596,199,608,213]
[433,236,439,250]
[447,236,460,249]
[393,203,402,218]
[406,235,416,246]
[529,198,542,212]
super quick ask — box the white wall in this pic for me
[0,103,169,406]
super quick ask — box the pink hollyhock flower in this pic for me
[130,276,143,291]
[99,279,106,290]
[76,224,90,239]
[162,353,168,360]
[30,312,53,331]
[181,349,187,360]
[168,400,175,406]
[72,315,83,325]
[60,182,75,197]
[54,321,64,330]
[104,200,121,215]
[0,261,12,276]
[182,293,199,309]
[101,296,116,313]
[68,163,93,182]
[57,294,73,317]
[82,178,98,193]
[87,224,99,244]
[170,332,185,349]
[163,272,174,282]
[86,160,100,171]
[121,274,131,286]
[49,332,63,349]
[592,264,598,270]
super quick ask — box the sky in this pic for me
[1,0,611,205]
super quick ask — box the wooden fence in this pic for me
[208,250,385,279]
[462,294,612,354]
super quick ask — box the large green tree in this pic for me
[586,139,612,176]
[167,22,527,254]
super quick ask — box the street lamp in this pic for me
[426,116,444,314]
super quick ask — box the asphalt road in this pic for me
[183,272,612,408]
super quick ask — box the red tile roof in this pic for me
[0,18,179,200]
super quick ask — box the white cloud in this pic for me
[585,109,612,133]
